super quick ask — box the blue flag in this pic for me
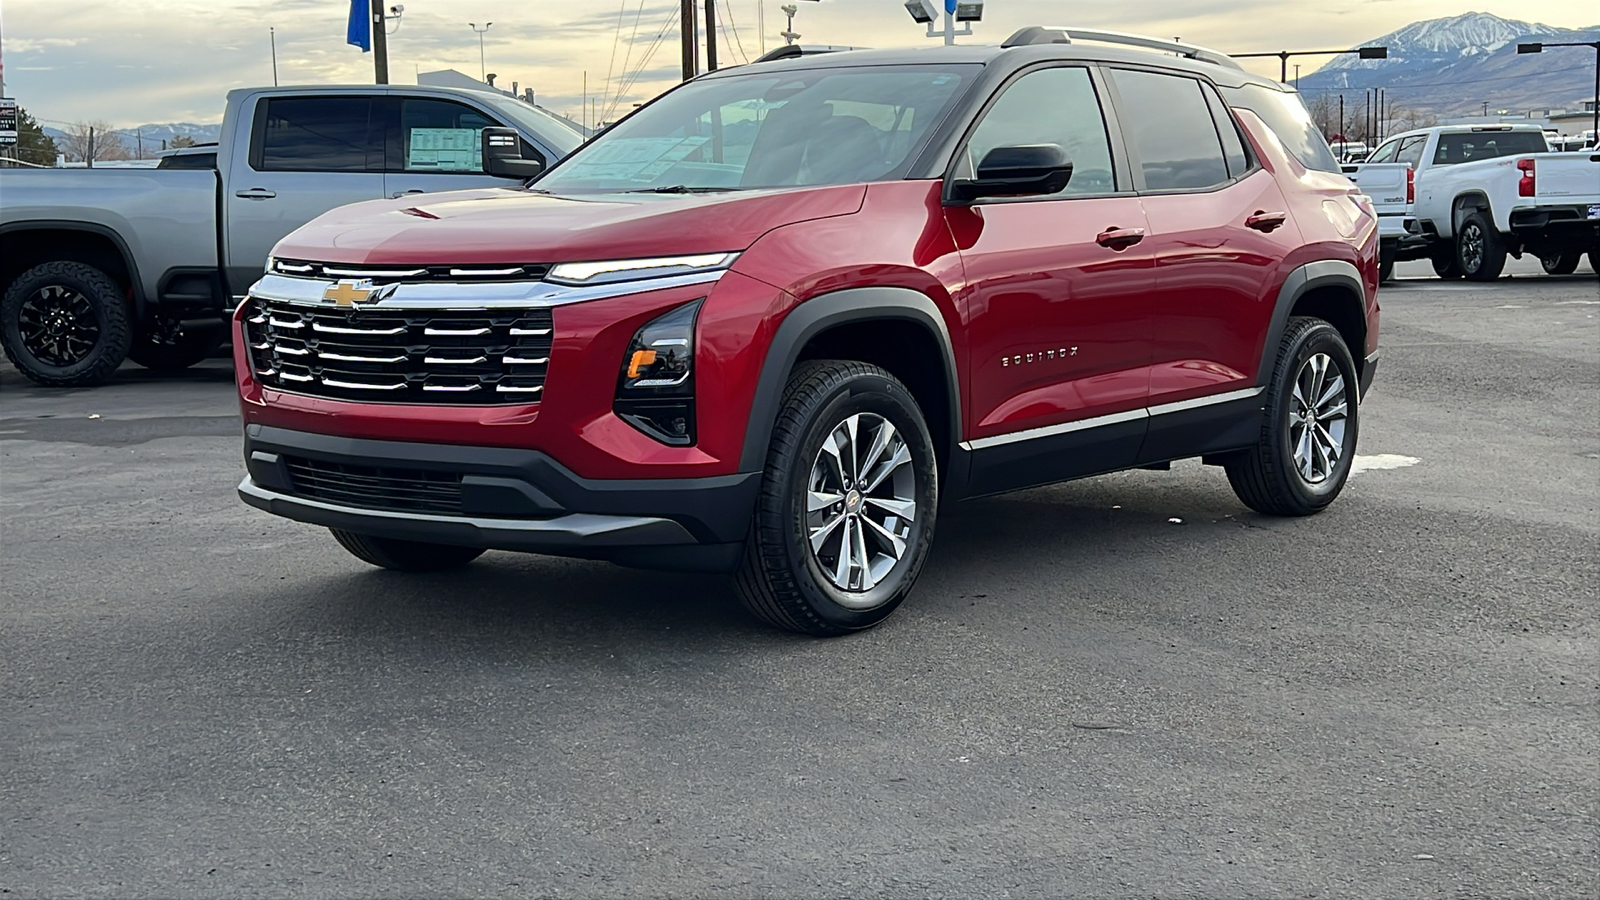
[347,0,371,52]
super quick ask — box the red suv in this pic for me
[236,29,1380,635]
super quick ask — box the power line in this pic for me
[720,0,750,65]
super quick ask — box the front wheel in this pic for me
[1431,248,1462,280]
[1536,252,1580,276]
[735,360,939,636]
[330,529,486,571]
[1456,212,1507,282]
[1225,317,1360,517]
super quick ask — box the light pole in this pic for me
[1233,45,1389,83]
[904,0,981,46]
[1518,40,1600,143]
[469,22,492,84]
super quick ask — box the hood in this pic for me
[272,184,867,266]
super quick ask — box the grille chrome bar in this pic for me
[496,384,544,393]
[268,316,304,329]
[424,326,491,336]
[424,355,489,365]
[320,351,408,364]
[323,266,429,278]
[314,322,407,335]
[502,355,549,365]
[280,371,313,382]
[423,383,483,393]
[509,327,552,336]
[322,377,407,391]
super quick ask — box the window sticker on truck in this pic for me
[408,128,482,172]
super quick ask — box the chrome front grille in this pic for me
[244,298,553,405]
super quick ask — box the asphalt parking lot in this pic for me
[2,257,1596,898]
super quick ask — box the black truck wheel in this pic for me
[1225,317,1360,517]
[330,529,486,571]
[1538,253,1580,276]
[128,314,225,372]
[1,261,132,387]
[1430,249,1462,280]
[734,360,939,636]
[1456,212,1507,282]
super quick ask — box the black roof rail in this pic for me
[753,44,863,64]
[1000,26,1244,71]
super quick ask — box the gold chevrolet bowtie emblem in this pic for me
[323,280,375,307]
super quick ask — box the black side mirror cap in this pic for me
[481,127,544,178]
[950,144,1073,202]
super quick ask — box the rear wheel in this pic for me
[1225,317,1360,517]
[735,360,939,636]
[128,313,225,371]
[0,261,132,387]
[1539,252,1581,276]
[1456,212,1506,282]
[330,529,486,572]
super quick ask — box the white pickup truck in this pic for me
[1351,125,1599,281]
[0,84,580,386]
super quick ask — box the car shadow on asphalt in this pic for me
[242,473,1268,651]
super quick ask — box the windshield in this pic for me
[1431,130,1548,166]
[480,94,585,156]
[533,64,976,193]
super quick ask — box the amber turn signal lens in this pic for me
[627,349,658,379]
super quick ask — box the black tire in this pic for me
[0,261,132,387]
[1225,317,1360,517]
[1539,253,1581,276]
[1456,212,1506,282]
[128,315,225,372]
[1430,249,1462,280]
[734,360,939,636]
[1378,257,1395,283]
[329,529,486,572]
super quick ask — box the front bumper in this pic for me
[240,425,758,572]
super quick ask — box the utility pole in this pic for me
[371,0,388,84]
[680,0,696,80]
[705,0,718,72]
[86,127,95,168]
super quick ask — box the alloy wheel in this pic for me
[1289,353,1348,485]
[1460,223,1484,273]
[17,285,100,367]
[805,412,917,602]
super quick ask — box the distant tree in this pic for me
[8,106,59,166]
[1387,104,1437,134]
[169,135,197,149]
[58,121,131,163]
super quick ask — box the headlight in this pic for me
[547,253,738,286]
[614,299,701,446]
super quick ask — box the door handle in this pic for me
[390,189,426,199]
[1095,226,1146,250]
[1246,210,1287,232]
[234,188,277,200]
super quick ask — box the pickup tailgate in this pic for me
[1344,163,1411,212]
[1533,152,1600,202]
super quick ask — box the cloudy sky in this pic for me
[3,0,1596,128]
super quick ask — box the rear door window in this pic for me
[1108,69,1231,191]
[1367,140,1400,164]
[1394,135,1427,167]
[963,66,1117,195]
[256,97,379,172]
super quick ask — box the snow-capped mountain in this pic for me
[1297,13,1599,118]
[1315,12,1565,72]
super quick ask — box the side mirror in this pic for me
[481,127,544,178]
[951,144,1073,202]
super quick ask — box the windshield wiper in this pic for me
[622,185,736,194]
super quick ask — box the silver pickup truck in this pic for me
[0,84,581,386]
